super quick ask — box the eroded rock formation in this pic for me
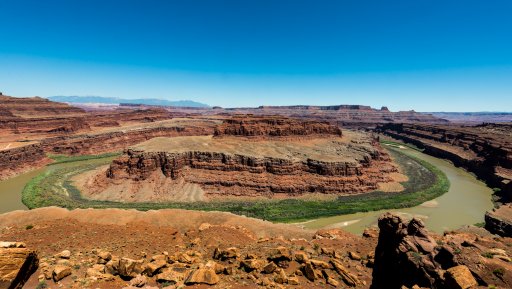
[214,116,342,138]
[43,125,215,155]
[97,124,399,201]
[485,204,512,237]
[371,213,512,289]
[0,242,39,289]
[142,103,448,127]
[0,95,85,117]
[0,144,50,180]
[377,122,512,237]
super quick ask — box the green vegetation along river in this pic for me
[0,145,493,235]
[301,144,494,234]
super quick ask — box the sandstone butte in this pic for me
[80,117,400,202]
[0,208,511,289]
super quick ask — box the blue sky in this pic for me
[1,0,511,111]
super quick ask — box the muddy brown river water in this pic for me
[0,146,494,234]
[302,146,494,234]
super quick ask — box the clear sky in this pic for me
[1,0,511,111]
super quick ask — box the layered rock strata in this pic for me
[43,126,215,155]
[122,103,447,126]
[0,242,39,289]
[100,131,398,200]
[485,204,512,237]
[0,95,85,117]
[377,123,512,198]
[214,116,342,138]
[0,144,50,180]
[377,123,512,237]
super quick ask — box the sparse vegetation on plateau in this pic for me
[47,152,121,165]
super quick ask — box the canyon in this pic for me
[121,103,449,128]
[1,94,511,288]
[377,122,512,237]
[80,117,400,202]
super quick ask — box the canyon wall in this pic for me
[214,116,342,138]
[377,123,512,199]
[121,103,448,127]
[0,144,49,180]
[105,146,396,198]
[43,126,215,155]
[0,95,85,117]
[377,122,512,237]
[103,117,398,199]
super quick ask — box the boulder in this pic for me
[56,250,71,259]
[118,257,145,279]
[263,262,278,274]
[322,269,339,287]
[303,262,317,281]
[105,256,120,275]
[52,265,71,281]
[273,268,288,284]
[268,246,292,262]
[213,247,239,260]
[205,260,225,274]
[144,259,167,277]
[349,251,362,261]
[129,274,148,287]
[371,213,441,289]
[444,265,478,289]
[185,268,219,285]
[156,267,188,284]
[240,259,265,272]
[310,259,330,269]
[294,251,309,263]
[331,259,359,287]
[288,275,300,285]
[0,246,39,289]
[97,250,112,264]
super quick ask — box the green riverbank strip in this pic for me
[23,144,449,222]
[47,152,122,165]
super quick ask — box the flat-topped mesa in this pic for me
[96,133,399,200]
[0,95,85,118]
[108,149,372,181]
[213,116,343,138]
[257,105,373,111]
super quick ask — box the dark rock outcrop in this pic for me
[485,204,512,237]
[371,213,489,289]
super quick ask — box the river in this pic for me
[301,145,494,234]
[0,146,494,234]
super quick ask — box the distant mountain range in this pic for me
[47,96,209,108]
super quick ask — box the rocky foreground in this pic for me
[1,208,511,289]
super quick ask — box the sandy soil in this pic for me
[133,131,376,163]
[0,207,377,289]
[74,166,206,202]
